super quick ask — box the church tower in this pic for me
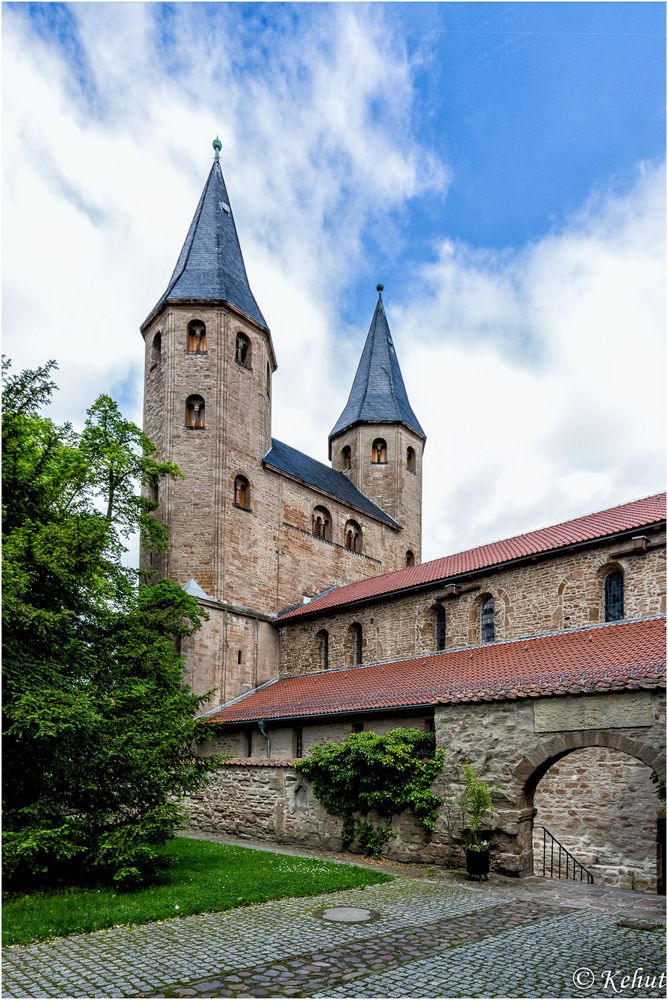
[141,139,278,702]
[329,285,426,565]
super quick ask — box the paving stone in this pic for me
[3,877,666,998]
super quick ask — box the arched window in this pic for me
[604,570,624,622]
[405,550,415,568]
[351,622,363,665]
[234,475,250,510]
[317,629,329,669]
[187,319,206,353]
[345,519,362,553]
[481,596,495,643]
[185,394,205,429]
[236,332,252,368]
[152,330,162,363]
[407,446,416,473]
[435,605,446,651]
[342,445,352,470]
[266,362,271,397]
[312,505,332,542]
[371,438,387,464]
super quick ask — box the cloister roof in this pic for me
[276,493,666,622]
[204,615,666,725]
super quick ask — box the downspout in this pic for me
[257,720,271,759]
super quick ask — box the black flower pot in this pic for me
[466,848,490,881]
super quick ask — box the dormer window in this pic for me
[407,447,416,473]
[185,395,205,429]
[342,446,352,470]
[234,475,250,510]
[187,320,206,353]
[312,505,332,542]
[345,520,362,553]
[372,438,387,464]
[236,332,252,368]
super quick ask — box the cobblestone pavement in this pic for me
[4,876,666,1000]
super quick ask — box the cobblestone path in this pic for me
[3,879,665,999]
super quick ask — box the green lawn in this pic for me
[3,836,392,947]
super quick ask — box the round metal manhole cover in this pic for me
[314,905,379,923]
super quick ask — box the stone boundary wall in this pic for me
[185,761,453,865]
[187,690,666,890]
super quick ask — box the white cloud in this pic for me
[395,162,665,557]
[2,6,664,568]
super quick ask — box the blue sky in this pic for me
[3,3,665,561]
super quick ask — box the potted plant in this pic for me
[458,763,494,881]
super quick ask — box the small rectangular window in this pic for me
[293,728,303,758]
[246,731,253,757]
[237,650,242,665]
[424,718,435,734]
[352,722,364,733]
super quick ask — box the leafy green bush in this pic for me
[295,728,444,856]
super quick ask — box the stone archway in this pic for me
[515,732,664,891]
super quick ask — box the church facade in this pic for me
[142,143,666,885]
[141,141,425,706]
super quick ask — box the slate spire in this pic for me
[143,140,267,330]
[329,286,425,441]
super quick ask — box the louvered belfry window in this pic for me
[481,597,495,643]
[605,571,624,622]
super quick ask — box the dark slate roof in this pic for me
[330,292,425,441]
[143,159,267,331]
[263,438,400,529]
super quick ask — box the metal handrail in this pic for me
[538,826,594,884]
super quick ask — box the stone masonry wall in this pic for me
[188,689,665,888]
[533,747,659,891]
[201,711,435,760]
[278,535,665,676]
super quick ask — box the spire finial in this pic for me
[376,282,384,297]
[212,135,222,160]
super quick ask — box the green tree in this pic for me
[2,360,218,888]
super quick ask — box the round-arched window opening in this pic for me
[371,438,387,464]
[185,394,206,429]
[152,330,162,363]
[407,446,416,473]
[316,629,329,669]
[234,475,251,510]
[312,505,332,542]
[236,332,252,368]
[187,320,206,353]
[481,596,495,644]
[604,570,624,622]
[345,520,362,553]
[342,445,352,470]
[405,550,415,568]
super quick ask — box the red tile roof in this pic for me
[277,493,666,622]
[206,616,666,724]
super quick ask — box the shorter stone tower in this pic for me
[329,285,426,567]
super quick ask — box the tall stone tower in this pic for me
[329,285,426,565]
[141,139,279,701]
